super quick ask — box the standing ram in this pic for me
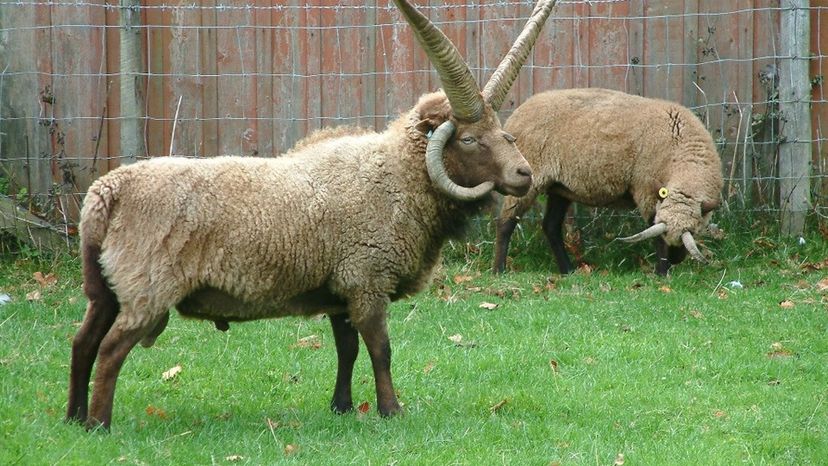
[494,88,723,276]
[66,0,559,430]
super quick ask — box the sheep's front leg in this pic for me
[329,312,359,414]
[351,295,401,417]
[654,237,687,276]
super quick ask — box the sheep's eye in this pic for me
[460,136,476,145]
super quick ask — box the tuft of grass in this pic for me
[0,225,826,464]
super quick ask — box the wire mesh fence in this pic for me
[0,0,826,252]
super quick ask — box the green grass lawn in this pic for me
[0,223,826,465]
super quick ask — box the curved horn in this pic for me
[618,222,668,243]
[426,121,495,201]
[681,231,706,262]
[482,0,559,110]
[392,0,484,122]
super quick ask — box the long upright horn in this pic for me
[482,0,558,110]
[392,0,484,122]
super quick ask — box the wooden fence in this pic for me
[0,0,826,232]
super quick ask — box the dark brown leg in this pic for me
[494,216,518,274]
[85,317,147,431]
[329,312,359,414]
[67,245,119,424]
[351,295,400,417]
[541,193,574,274]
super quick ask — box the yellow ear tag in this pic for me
[658,187,669,199]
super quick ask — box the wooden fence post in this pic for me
[119,0,145,165]
[778,0,812,235]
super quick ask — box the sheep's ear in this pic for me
[414,93,453,133]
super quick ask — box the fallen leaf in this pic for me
[613,453,625,466]
[357,402,370,414]
[145,405,168,419]
[767,342,794,358]
[294,334,322,349]
[423,361,435,374]
[690,309,704,319]
[659,285,672,293]
[713,410,727,418]
[779,300,795,309]
[448,334,463,344]
[453,274,474,285]
[768,379,781,386]
[479,302,498,310]
[284,444,298,456]
[816,277,828,292]
[489,398,508,413]
[600,282,612,292]
[26,290,41,301]
[466,286,482,292]
[225,455,244,462]
[162,365,182,381]
[549,359,559,373]
[717,289,729,300]
[577,263,593,275]
[33,271,58,287]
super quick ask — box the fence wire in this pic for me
[0,0,826,250]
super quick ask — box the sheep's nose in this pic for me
[517,166,532,178]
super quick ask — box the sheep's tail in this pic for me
[79,178,118,250]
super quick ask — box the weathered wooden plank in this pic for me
[682,0,700,107]
[167,1,206,158]
[587,0,631,91]
[778,0,812,235]
[305,0,323,134]
[625,0,644,95]
[271,0,310,153]
[0,0,54,212]
[49,0,108,220]
[643,1,685,101]
[144,1,167,158]
[531,1,572,93]
[254,0,274,156]
[810,0,828,200]
[200,0,219,157]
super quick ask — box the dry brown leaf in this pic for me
[767,342,794,358]
[284,444,298,456]
[713,410,727,418]
[613,453,625,466]
[659,285,672,293]
[779,300,795,309]
[162,365,182,381]
[489,398,508,413]
[225,455,244,462]
[423,361,435,375]
[145,405,168,419]
[690,309,704,319]
[357,402,370,414]
[577,264,593,275]
[549,359,559,373]
[453,274,474,285]
[479,302,498,310]
[816,277,828,292]
[33,271,58,287]
[294,334,322,349]
[448,334,463,344]
[466,286,482,292]
[717,289,729,300]
[26,290,41,301]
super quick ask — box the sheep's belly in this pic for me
[176,286,346,321]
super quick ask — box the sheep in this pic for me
[493,88,723,276]
[66,0,559,431]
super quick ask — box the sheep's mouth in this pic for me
[498,180,531,197]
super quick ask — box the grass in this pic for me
[0,217,826,465]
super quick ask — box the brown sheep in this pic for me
[494,88,723,275]
[66,0,559,431]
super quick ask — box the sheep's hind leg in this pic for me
[351,295,401,417]
[329,312,359,414]
[542,193,574,274]
[67,246,120,424]
[85,310,158,431]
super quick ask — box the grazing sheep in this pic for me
[66,0,559,430]
[494,88,723,276]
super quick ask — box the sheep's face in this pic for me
[415,92,533,197]
[654,189,719,246]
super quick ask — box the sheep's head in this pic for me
[620,186,721,263]
[394,0,558,202]
[413,92,532,199]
